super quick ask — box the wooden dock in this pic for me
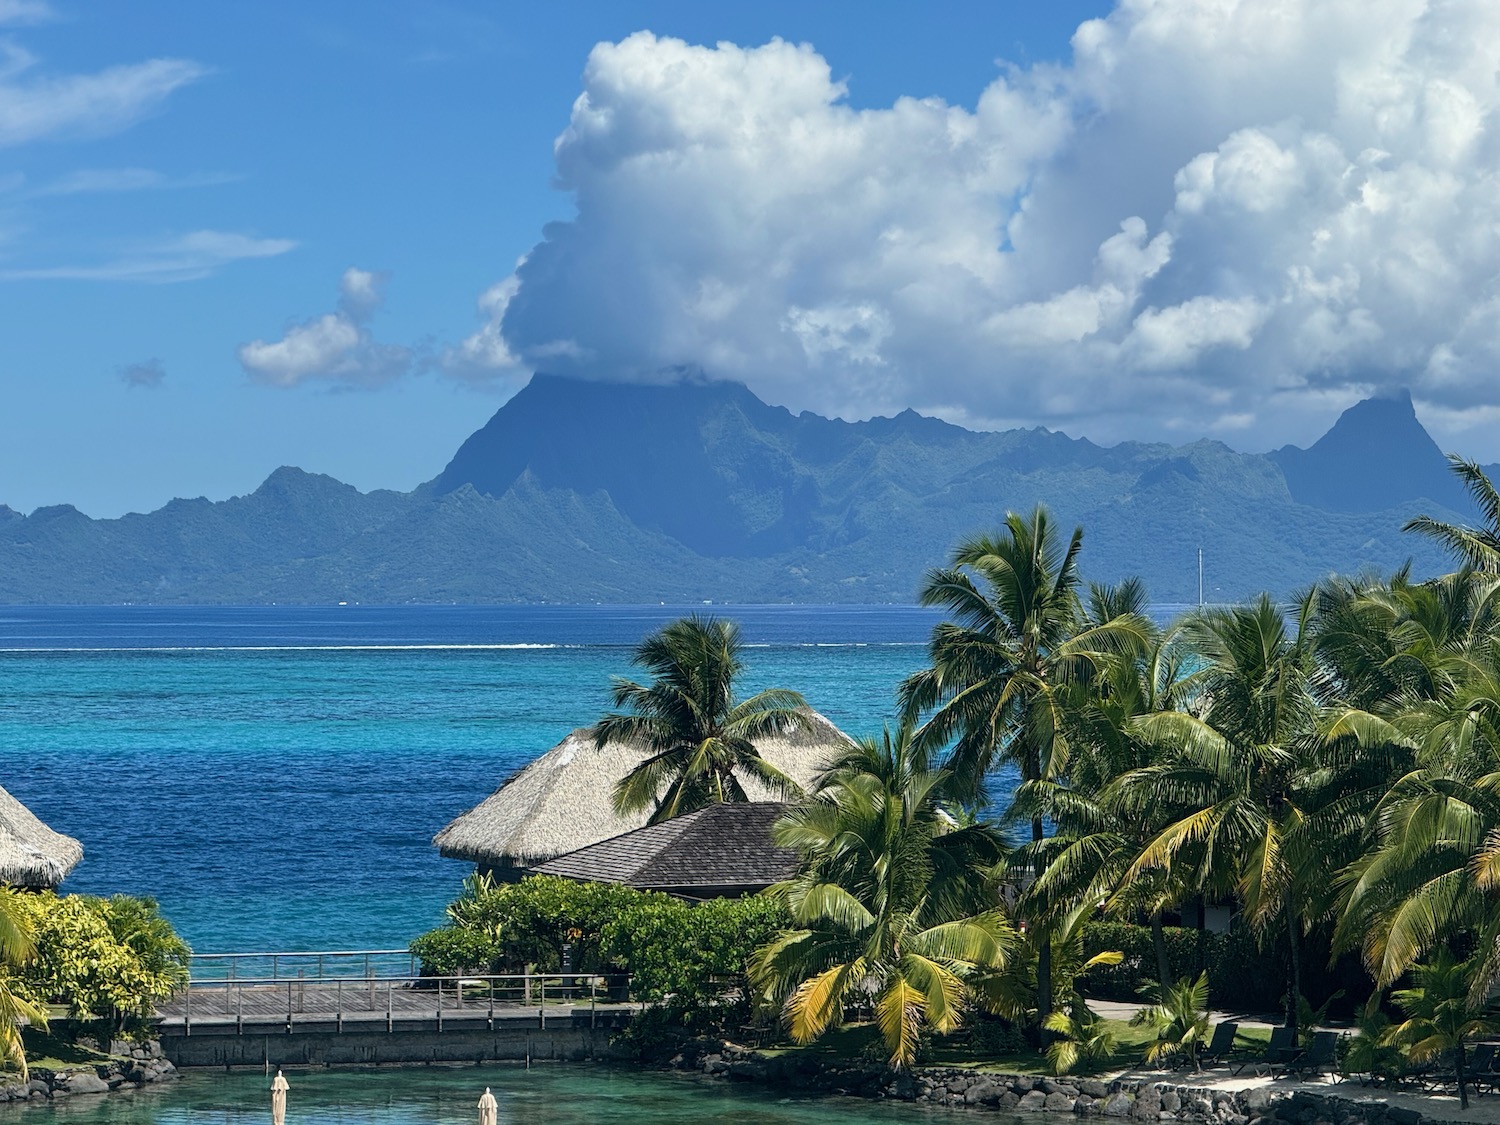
[156,974,635,1036]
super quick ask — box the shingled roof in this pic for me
[528,801,798,898]
[434,709,852,871]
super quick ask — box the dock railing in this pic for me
[189,949,417,982]
[167,969,634,1037]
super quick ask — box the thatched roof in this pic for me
[0,784,82,888]
[528,802,798,898]
[434,709,852,868]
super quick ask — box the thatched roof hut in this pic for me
[528,801,798,899]
[0,784,82,888]
[433,709,852,876]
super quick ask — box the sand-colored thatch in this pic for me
[0,784,82,888]
[433,709,853,870]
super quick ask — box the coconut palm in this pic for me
[1112,595,1325,1032]
[0,889,46,1081]
[1335,633,1500,995]
[899,507,1150,1023]
[597,615,810,823]
[750,724,1015,1067]
[1017,593,1205,991]
[1383,946,1500,1109]
[1405,456,1500,573]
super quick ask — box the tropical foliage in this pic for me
[5,892,188,1039]
[0,890,47,1080]
[750,724,1015,1065]
[596,615,811,823]
[744,467,1500,1075]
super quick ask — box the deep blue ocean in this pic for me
[0,605,948,958]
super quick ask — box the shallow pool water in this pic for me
[0,1065,1046,1125]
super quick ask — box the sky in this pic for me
[2,0,1498,518]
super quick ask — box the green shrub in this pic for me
[1080,921,1285,1010]
[414,875,791,1027]
[6,892,189,1036]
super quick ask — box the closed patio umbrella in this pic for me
[271,1070,289,1125]
[478,1087,497,1125]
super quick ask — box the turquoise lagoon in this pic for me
[0,1066,989,1125]
[0,606,950,955]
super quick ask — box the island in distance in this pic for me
[0,376,1480,605]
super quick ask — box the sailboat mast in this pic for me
[1198,547,1204,607]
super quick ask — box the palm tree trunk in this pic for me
[1034,814,1053,1033]
[1457,1044,1470,1110]
[1285,908,1302,1036]
[1152,911,1172,990]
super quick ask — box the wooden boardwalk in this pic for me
[157,980,634,1035]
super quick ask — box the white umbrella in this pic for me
[271,1070,290,1125]
[478,1087,497,1125]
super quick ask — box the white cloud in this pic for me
[0,1,51,26]
[440,274,526,382]
[0,46,206,147]
[464,7,1500,453]
[0,229,295,282]
[35,167,236,195]
[238,268,413,389]
[118,357,164,388]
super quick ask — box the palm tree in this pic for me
[1383,946,1500,1109]
[899,507,1150,1025]
[596,615,810,823]
[1112,595,1324,1032]
[1131,971,1213,1072]
[1335,633,1500,995]
[1405,456,1500,572]
[0,889,46,1081]
[1018,592,1205,991]
[750,725,1016,1067]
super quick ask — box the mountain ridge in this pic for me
[0,376,1482,604]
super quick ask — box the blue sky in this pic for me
[5,1,1499,517]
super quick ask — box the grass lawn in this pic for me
[2,1027,122,1077]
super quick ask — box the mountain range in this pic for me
[0,376,1484,604]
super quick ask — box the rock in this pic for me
[63,1072,110,1096]
[1046,1092,1075,1111]
[1161,1113,1178,1121]
[1243,1089,1274,1111]
[1189,1097,1214,1117]
[1386,1111,1421,1125]
[26,1079,48,1096]
[1076,1096,1098,1115]
[1082,1080,1112,1098]
[998,1090,1021,1109]
[1163,1092,1183,1112]
[1020,1089,1050,1110]
[1106,1094,1136,1117]
[965,1081,1005,1106]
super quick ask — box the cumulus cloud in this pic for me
[439,274,526,383]
[0,229,295,282]
[118,358,164,389]
[466,6,1500,451]
[238,268,413,389]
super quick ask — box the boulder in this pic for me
[997,1090,1021,1110]
[1081,1080,1112,1098]
[1046,1092,1075,1111]
[62,1072,110,1096]
[1076,1096,1098,1115]
[965,1081,1005,1106]
[1020,1089,1050,1110]
[1163,1092,1183,1112]
[1106,1094,1136,1117]
[1385,1110,1421,1125]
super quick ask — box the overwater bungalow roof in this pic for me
[527,801,798,898]
[433,709,852,870]
[0,784,83,889]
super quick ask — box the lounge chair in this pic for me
[1233,1025,1297,1076]
[1273,1030,1339,1080]
[1194,1021,1240,1069]
[1421,1042,1499,1097]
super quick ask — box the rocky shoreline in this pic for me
[670,1039,1445,1125]
[0,1040,178,1107]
